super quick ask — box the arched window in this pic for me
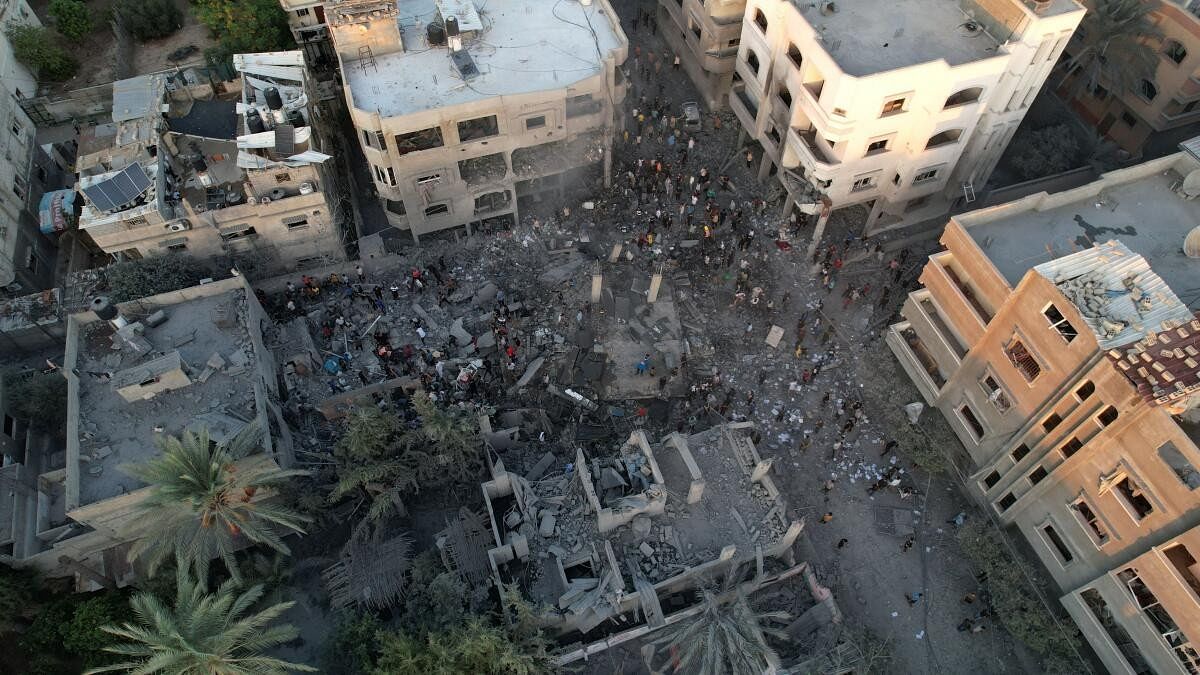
[925,128,963,150]
[787,43,803,69]
[1141,79,1158,101]
[753,9,768,32]
[944,87,984,108]
[746,50,761,76]
[1164,39,1188,65]
[778,85,792,108]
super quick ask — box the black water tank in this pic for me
[192,156,208,173]
[445,16,459,37]
[247,108,265,134]
[91,297,118,321]
[265,87,283,111]
[427,22,445,45]
[287,109,305,128]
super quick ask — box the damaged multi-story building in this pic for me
[0,276,295,588]
[326,0,628,242]
[72,52,348,275]
[657,0,746,110]
[729,0,1083,234]
[888,143,1200,674]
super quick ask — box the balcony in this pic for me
[731,86,759,127]
[787,128,838,180]
[796,81,853,137]
[886,321,944,405]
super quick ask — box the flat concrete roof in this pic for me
[74,289,259,506]
[343,0,623,118]
[796,0,1001,76]
[962,157,1200,310]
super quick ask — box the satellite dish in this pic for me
[1184,225,1200,258]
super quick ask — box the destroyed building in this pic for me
[73,53,349,276]
[657,0,746,109]
[889,146,1200,675]
[458,422,830,663]
[327,0,628,241]
[729,0,1083,234]
[0,276,295,589]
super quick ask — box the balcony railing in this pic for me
[793,128,837,166]
[941,262,993,324]
[734,87,758,120]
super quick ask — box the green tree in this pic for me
[1056,0,1162,102]
[1007,124,1082,180]
[87,572,314,674]
[48,0,92,40]
[0,565,39,631]
[63,594,127,669]
[124,425,311,585]
[6,25,78,81]
[329,407,416,522]
[104,255,208,303]
[192,0,293,66]
[398,551,468,635]
[321,614,383,675]
[3,370,67,432]
[114,0,183,41]
[405,392,485,487]
[374,618,551,675]
[651,582,789,675]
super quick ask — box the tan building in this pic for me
[326,0,628,242]
[74,53,348,275]
[657,0,746,109]
[0,276,295,589]
[1065,0,1200,156]
[729,0,1083,235]
[888,149,1200,674]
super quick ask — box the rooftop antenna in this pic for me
[357,44,378,74]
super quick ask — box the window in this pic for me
[1075,381,1095,401]
[1012,443,1030,462]
[753,8,768,32]
[1163,544,1200,597]
[1041,524,1074,563]
[913,168,939,184]
[1043,304,1078,342]
[296,7,310,16]
[1029,466,1048,485]
[1005,339,1042,382]
[881,97,906,115]
[689,16,702,40]
[474,190,512,214]
[1061,437,1083,458]
[1080,589,1151,674]
[983,470,1001,488]
[851,175,876,192]
[787,43,803,69]
[1097,406,1118,427]
[1042,413,1062,432]
[1111,474,1154,520]
[981,374,1011,412]
[386,199,406,216]
[892,173,900,186]
[745,50,761,76]
[165,240,187,252]
[1165,39,1188,65]
[372,165,396,186]
[525,115,546,130]
[12,176,24,199]
[1122,112,1138,127]
[1116,567,1200,673]
[457,115,500,142]
[925,128,963,149]
[566,94,601,118]
[1158,442,1200,489]
[1072,499,1109,544]
[10,119,21,136]
[944,87,983,108]
[220,226,257,241]
[361,129,386,151]
[424,203,450,217]
[283,216,309,230]
[2,414,13,436]
[778,86,792,108]
[394,126,445,155]
[959,403,985,439]
[274,172,292,184]
[865,138,889,155]
[998,492,1016,511]
[1091,83,1109,100]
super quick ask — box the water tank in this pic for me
[91,296,118,321]
[265,87,283,111]
[191,156,208,173]
[287,109,306,128]
[427,22,445,45]
[445,15,459,37]
[1185,226,1200,258]
[247,108,265,134]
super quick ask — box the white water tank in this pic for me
[299,182,314,195]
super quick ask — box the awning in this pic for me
[39,189,78,234]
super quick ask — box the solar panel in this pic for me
[83,163,152,213]
[274,124,295,155]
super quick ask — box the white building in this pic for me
[731,0,1083,235]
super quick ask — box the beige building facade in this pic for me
[657,0,746,109]
[327,0,628,242]
[889,150,1200,674]
[74,53,348,276]
[729,0,1083,235]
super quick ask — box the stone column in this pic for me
[608,243,624,262]
[591,264,603,303]
[647,267,663,303]
[804,197,833,264]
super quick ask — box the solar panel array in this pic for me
[82,164,152,213]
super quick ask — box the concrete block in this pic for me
[639,542,655,556]
[539,513,556,537]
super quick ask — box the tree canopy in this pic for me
[6,25,78,81]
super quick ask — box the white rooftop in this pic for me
[343,0,624,118]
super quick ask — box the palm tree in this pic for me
[86,572,314,674]
[651,574,790,675]
[124,425,311,585]
[329,407,418,521]
[402,392,484,486]
[1056,0,1163,103]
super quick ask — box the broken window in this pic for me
[457,115,500,142]
[1098,406,1118,427]
[372,165,396,187]
[220,226,256,241]
[1113,475,1154,520]
[1164,544,1200,597]
[458,152,507,186]
[283,216,309,230]
[394,126,445,155]
[1061,437,1082,458]
[881,97,906,115]
[473,190,511,215]
[913,168,938,184]
[566,94,601,118]
[981,374,1011,412]
[1044,304,1078,342]
[1081,589,1152,674]
[361,129,386,152]
[1041,524,1073,563]
[1011,443,1030,462]
[274,172,292,184]
[983,470,1001,488]
[525,115,546,130]
[1072,499,1108,544]
[1158,442,1200,489]
[925,128,963,149]
[1029,466,1048,485]
[1042,413,1061,432]
[424,203,450,217]
[1005,338,1041,382]
[1075,380,1095,400]
[851,175,876,192]
[959,403,984,439]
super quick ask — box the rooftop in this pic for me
[961,154,1200,310]
[795,0,1002,77]
[342,0,624,118]
[73,288,261,506]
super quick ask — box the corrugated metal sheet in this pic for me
[1034,240,1193,349]
[112,74,165,123]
